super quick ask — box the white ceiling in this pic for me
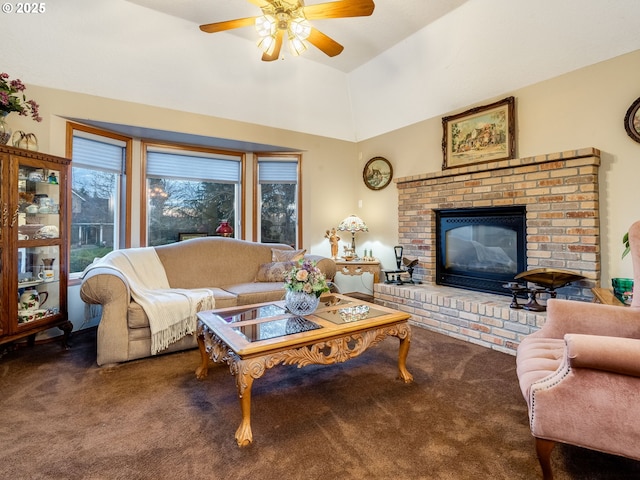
[125,0,470,73]
[5,0,640,143]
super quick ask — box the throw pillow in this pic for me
[256,261,297,282]
[271,248,306,262]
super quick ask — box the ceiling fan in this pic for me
[199,0,375,61]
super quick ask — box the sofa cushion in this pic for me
[223,282,287,305]
[127,287,238,329]
[272,248,305,262]
[256,261,296,282]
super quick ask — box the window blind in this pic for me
[147,151,240,182]
[72,136,124,172]
[258,161,298,183]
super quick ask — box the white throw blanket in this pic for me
[83,247,215,355]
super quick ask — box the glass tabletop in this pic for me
[205,296,391,345]
[232,316,322,342]
[220,304,287,323]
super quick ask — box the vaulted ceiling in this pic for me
[5,0,640,142]
[125,0,470,73]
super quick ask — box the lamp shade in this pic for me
[337,214,368,255]
[337,214,368,233]
[215,219,234,237]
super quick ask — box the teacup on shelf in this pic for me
[17,309,47,324]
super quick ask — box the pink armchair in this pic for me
[516,220,640,479]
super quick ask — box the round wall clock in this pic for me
[363,156,393,190]
[624,96,640,143]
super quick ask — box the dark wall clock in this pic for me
[624,96,640,143]
[363,156,393,190]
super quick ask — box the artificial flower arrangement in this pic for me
[284,258,330,298]
[0,72,42,122]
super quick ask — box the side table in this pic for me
[591,287,625,306]
[334,259,381,284]
[334,259,381,300]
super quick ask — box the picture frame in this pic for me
[442,96,516,169]
[624,96,640,144]
[178,232,207,241]
[363,156,393,190]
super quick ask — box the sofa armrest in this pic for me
[565,333,640,377]
[80,267,132,366]
[528,338,640,455]
[534,298,640,340]
[305,255,337,281]
[80,266,130,304]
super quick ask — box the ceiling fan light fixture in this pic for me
[257,34,276,55]
[288,34,307,56]
[289,17,311,40]
[255,14,276,37]
[200,0,376,62]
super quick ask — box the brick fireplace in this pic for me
[375,147,601,355]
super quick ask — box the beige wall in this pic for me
[8,88,360,259]
[8,49,640,331]
[357,49,640,286]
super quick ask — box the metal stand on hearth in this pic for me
[382,246,421,285]
[503,268,585,311]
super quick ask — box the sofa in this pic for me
[80,237,336,366]
[516,220,640,479]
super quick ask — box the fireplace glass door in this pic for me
[445,225,518,274]
[436,206,526,295]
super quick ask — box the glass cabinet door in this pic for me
[16,163,62,328]
[17,164,60,241]
[17,246,61,324]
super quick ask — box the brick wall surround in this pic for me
[374,147,601,355]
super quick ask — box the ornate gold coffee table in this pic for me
[195,293,412,446]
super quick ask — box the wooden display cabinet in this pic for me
[0,145,72,349]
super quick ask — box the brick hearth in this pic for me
[375,147,601,355]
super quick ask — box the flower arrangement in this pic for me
[284,259,330,298]
[0,72,42,122]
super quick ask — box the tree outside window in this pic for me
[144,145,242,246]
[256,155,300,248]
[147,178,235,246]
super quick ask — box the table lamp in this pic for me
[337,214,368,256]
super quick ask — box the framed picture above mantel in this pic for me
[442,96,516,170]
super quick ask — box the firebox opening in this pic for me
[435,206,527,295]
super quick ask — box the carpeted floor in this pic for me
[1,326,639,480]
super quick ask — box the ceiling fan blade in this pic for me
[303,0,374,20]
[262,29,284,61]
[245,0,271,7]
[199,17,257,34]
[307,28,344,57]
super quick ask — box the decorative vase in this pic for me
[12,130,39,151]
[0,112,11,145]
[285,290,320,316]
[612,277,634,304]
